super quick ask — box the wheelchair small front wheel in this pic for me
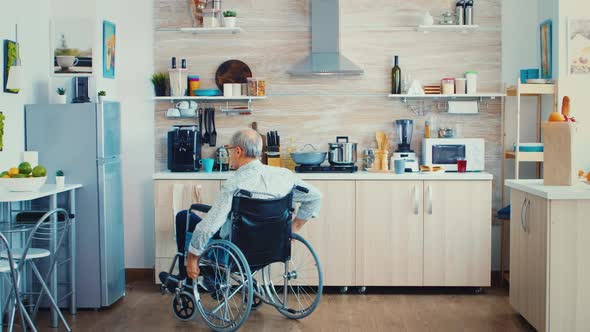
[172,291,197,321]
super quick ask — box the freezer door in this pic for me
[97,102,121,159]
[98,158,126,306]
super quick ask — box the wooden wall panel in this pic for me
[154,0,503,209]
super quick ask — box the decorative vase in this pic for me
[56,94,67,104]
[224,17,236,28]
[56,176,65,189]
[154,85,167,97]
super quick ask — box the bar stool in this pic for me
[0,232,37,332]
[1,209,72,332]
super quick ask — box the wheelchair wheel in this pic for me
[194,240,253,332]
[172,291,197,321]
[263,233,323,320]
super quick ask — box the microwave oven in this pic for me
[422,138,485,172]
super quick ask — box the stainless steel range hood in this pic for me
[288,0,364,76]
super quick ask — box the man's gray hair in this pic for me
[231,129,263,158]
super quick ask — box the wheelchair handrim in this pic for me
[263,233,323,319]
[194,241,253,332]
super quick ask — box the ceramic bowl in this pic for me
[0,177,47,192]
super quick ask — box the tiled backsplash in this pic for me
[154,0,503,209]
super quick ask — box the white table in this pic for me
[0,184,82,329]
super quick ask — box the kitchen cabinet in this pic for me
[355,181,424,286]
[154,175,493,288]
[509,190,547,331]
[423,181,492,286]
[154,180,222,282]
[298,181,356,286]
[506,181,590,332]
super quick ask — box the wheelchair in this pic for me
[159,185,323,332]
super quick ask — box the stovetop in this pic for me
[295,165,358,173]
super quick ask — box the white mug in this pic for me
[223,84,233,98]
[232,84,242,97]
[167,108,181,117]
[176,100,198,111]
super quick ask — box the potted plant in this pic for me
[98,90,107,103]
[55,170,65,189]
[56,88,67,104]
[151,72,168,96]
[223,10,237,28]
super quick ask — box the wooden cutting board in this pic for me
[215,60,252,91]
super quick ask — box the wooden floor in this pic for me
[33,282,535,332]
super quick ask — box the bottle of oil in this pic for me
[391,56,401,95]
[282,138,297,171]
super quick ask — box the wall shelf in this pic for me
[154,96,266,102]
[505,83,556,96]
[157,27,243,34]
[504,151,544,162]
[389,93,505,103]
[417,25,481,33]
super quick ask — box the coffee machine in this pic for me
[168,125,201,172]
[392,119,419,172]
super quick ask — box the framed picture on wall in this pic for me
[568,18,590,76]
[540,20,553,79]
[3,40,20,94]
[102,21,116,79]
[51,19,94,76]
[0,111,5,151]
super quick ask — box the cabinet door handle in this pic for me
[525,199,531,233]
[520,197,528,233]
[427,185,433,215]
[413,185,419,215]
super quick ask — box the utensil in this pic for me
[209,108,217,147]
[251,122,267,164]
[291,149,327,166]
[376,131,386,150]
[215,60,253,91]
[328,136,358,166]
[203,106,210,144]
[198,108,204,145]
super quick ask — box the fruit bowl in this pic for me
[0,177,47,192]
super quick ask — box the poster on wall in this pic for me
[0,112,5,151]
[102,21,116,79]
[51,19,93,75]
[540,20,553,79]
[568,18,590,76]
[3,40,19,94]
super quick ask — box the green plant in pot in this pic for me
[56,88,67,104]
[98,90,107,103]
[223,10,237,28]
[55,169,65,188]
[151,72,168,97]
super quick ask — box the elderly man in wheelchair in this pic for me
[159,129,324,331]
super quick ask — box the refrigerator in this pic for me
[25,102,125,308]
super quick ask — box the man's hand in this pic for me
[187,252,200,279]
[292,218,307,234]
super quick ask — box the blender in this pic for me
[392,119,419,172]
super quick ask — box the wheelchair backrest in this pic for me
[230,190,294,269]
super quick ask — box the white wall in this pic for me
[558,0,590,171]
[117,1,155,268]
[0,0,51,171]
[50,0,155,268]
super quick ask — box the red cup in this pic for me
[457,159,467,173]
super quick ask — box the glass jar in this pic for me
[441,78,455,95]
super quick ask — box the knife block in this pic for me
[267,153,282,168]
[543,122,578,186]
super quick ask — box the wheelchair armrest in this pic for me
[295,185,309,194]
[190,204,212,213]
